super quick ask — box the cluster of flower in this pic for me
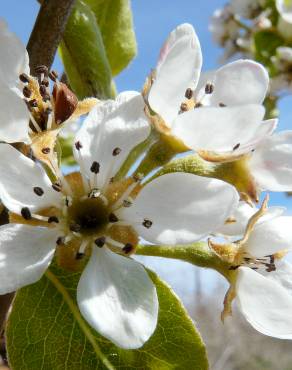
[210,0,292,95]
[0,19,292,350]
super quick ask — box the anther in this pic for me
[28,99,38,108]
[41,78,49,87]
[48,216,59,224]
[52,182,61,192]
[39,85,47,97]
[180,102,188,112]
[75,252,85,260]
[41,147,50,154]
[21,207,32,220]
[70,223,81,232]
[112,147,122,156]
[90,161,100,174]
[75,141,82,151]
[49,70,58,82]
[22,86,32,98]
[185,88,193,99]
[219,102,226,107]
[109,213,119,223]
[88,188,101,198]
[229,265,240,270]
[123,243,134,254]
[195,102,203,108]
[42,94,51,102]
[233,143,240,151]
[56,236,65,245]
[19,73,30,83]
[142,219,153,228]
[123,199,132,207]
[33,187,44,196]
[35,65,48,75]
[205,83,214,94]
[95,236,106,247]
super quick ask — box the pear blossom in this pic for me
[145,23,275,163]
[230,0,262,19]
[0,91,239,349]
[276,0,292,24]
[211,200,292,339]
[209,6,239,46]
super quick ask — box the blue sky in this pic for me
[2,1,292,298]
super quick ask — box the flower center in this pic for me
[67,197,110,236]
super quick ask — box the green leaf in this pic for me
[6,263,208,370]
[59,1,113,99]
[84,0,137,76]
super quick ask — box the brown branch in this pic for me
[27,0,76,74]
[0,0,76,333]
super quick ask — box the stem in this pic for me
[27,0,76,73]
[45,270,115,370]
[137,243,231,280]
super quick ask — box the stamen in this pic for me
[21,207,32,220]
[35,65,48,76]
[123,243,134,254]
[90,161,100,174]
[22,86,32,98]
[112,181,140,211]
[108,213,119,223]
[41,147,50,154]
[219,102,226,107]
[46,110,53,130]
[52,182,62,192]
[75,239,88,259]
[95,236,106,247]
[75,141,90,192]
[41,78,49,87]
[48,216,59,224]
[70,223,81,232]
[19,73,30,83]
[90,161,100,189]
[106,237,124,249]
[112,147,122,156]
[205,83,214,94]
[185,88,193,99]
[180,102,188,112]
[28,113,42,133]
[49,70,58,82]
[33,187,44,196]
[142,218,153,228]
[28,99,38,108]
[233,143,240,151]
[195,102,203,108]
[56,236,65,245]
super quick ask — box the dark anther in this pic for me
[49,70,58,82]
[133,173,143,182]
[19,73,30,83]
[123,243,134,254]
[180,102,188,112]
[42,94,51,102]
[70,223,81,232]
[109,213,119,223]
[270,255,275,264]
[95,236,106,247]
[52,183,61,192]
[219,102,226,107]
[33,187,44,196]
[22,86,32,98]
[90,161,100,174]
[75,141,82,151]
[123,199,132,207]
[35,65,48,75]
[41,78,49,87]
[28,99,38,108]
[229,265,240,270]
[41,147,50,154]
[233,143,240,151]
[75,252,85,260]
[48,216,59,224]
[39,85,47,97]
[195,102,203,108]
[142,218,153,228]
[21,207,32,220]
[185,88,193,99]
[205,83,214,94]
[112,147,122,156]
[56,236,65,245]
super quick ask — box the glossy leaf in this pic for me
[6,263,208,369]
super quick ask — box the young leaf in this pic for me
[59,1,113,99]
[84,0,137,76]
[6,263,208,369]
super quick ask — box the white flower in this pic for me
[230,0,261,18]
[0,91,239,349]
[212,200,292,339]
[209,7,239,45]
[276,0,292,24]
[146,24,274,163]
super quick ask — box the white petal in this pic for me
[0,144,62,214]
[121,173,239,244]
[277,0,292,24]
[230,0,260,18]
[264,260,292,295]
[0,19,29,87]
[0,224,56,294]
[172,104,267,153]
[77,247,158,349]
[236,266,292,339]
[0,86,30,143]
[218,203,285,236]
[249,131,292,191]
[210,60,269,106]
[74,91,150,189]
[148,23,202,125]
[246,216,292,257]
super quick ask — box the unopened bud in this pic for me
[52,82,78,124]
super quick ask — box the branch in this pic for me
[27,0,76,73]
